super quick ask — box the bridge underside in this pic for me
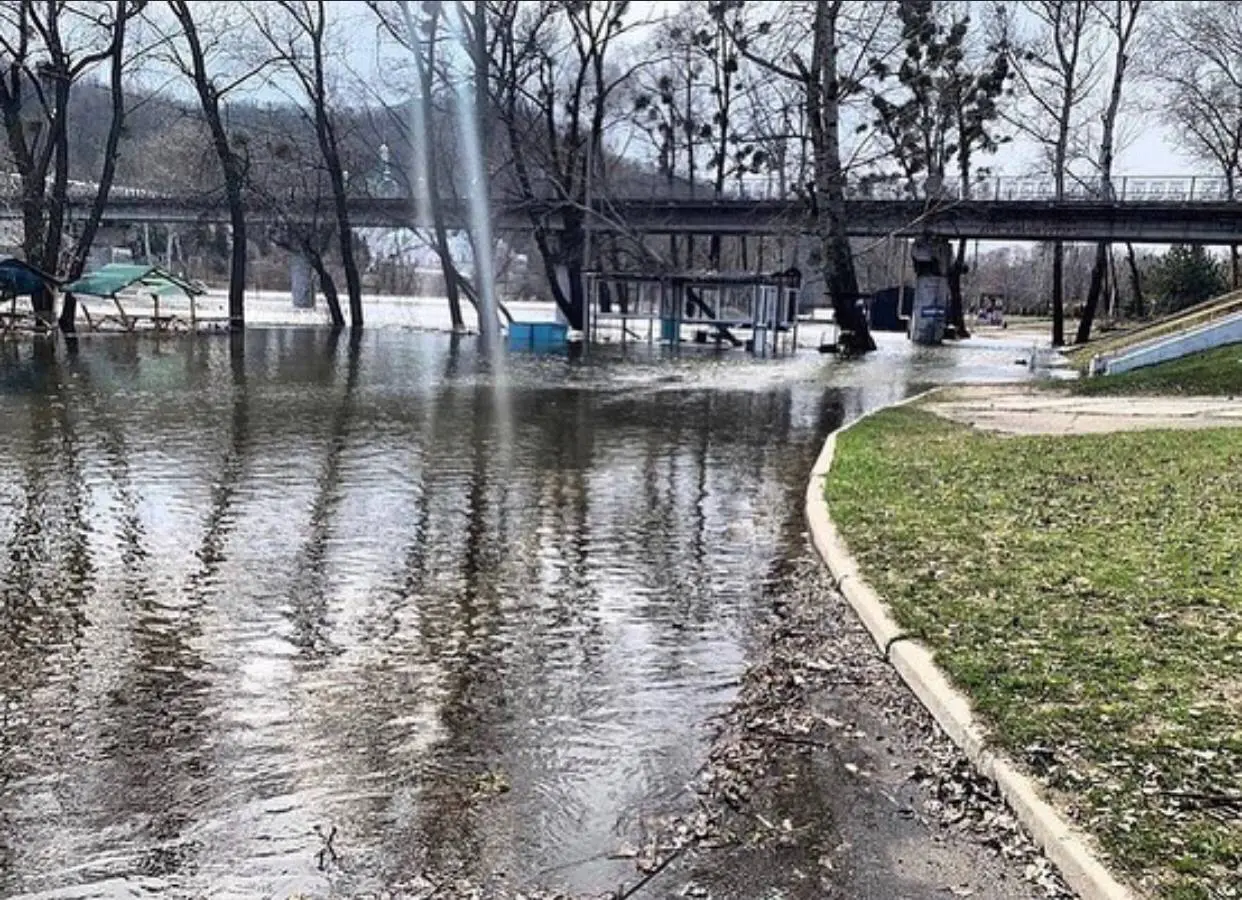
[60,197,1242,245]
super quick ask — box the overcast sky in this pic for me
[250,0,1203,182]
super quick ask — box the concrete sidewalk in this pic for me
[924,384,1242,435]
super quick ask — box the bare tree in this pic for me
[736,61,803,199]
[0,0,138,324]
[1005,0,1105,346]
[728,1,896,351]
[1146,1,1242,290]
[868,0,1011,338]
[700,1,749,268]
[249,0,363,329]
[59,0,146,332]
[366,0,506,333]
[490,0,644,331]
[630,6,708,268]
[1075,0,1144,344]
[246,105,348,327]
[402,0,468,331]
[158,0,275,332]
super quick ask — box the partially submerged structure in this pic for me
[585,270,802,353]
[62,263,213,332]
[0,257,60,335]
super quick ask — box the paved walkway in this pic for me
[924,384,1242,435]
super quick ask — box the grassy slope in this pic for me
[825,407,1242,899]
[1069,342,1242,397]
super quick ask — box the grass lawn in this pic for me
[825,406,1242,899]
[1069,342,1242,397]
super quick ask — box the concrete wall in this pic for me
[1097,311,1242,375]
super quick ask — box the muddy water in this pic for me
[0,329,1035,898]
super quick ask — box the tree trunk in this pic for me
[429,191,466,330]
[14,134,52,322]
[557,207,588,330]
[810,1,871,351]
[566,259,586,332]
[339,224,362,328]
[62,0,129,333]
[532,226,582,330]
[322,134,361,327]
[307,248,345,328]
[19,182,45,278]
[41,76,71,278]
[1125,241,1144,317]
[1075,0,1133,345]
[709,21,730,271]
[946,238,970,338]
[308,23,361,328]
[1051,240,1065,347]
[225,182,247,331]
[1047,0,1085,351]
[170,1,247,331]
[1075,242,1108,343]
[1107,244,1120,318]
[1231,173,1239,289]
[410,2,461,330]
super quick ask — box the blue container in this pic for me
[660,317,679,344]
[509,321,568,350]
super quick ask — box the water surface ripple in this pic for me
[0,328,1034,897]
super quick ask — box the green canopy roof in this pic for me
[63,264,203,298]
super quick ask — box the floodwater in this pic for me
[0,325,1039,899]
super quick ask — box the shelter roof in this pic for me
[64,263,203,298]
[0,257,60,296]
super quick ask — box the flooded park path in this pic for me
[0,328,1049,898]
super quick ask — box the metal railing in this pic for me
[0,172,162,201]
[2,170,1235,207]
[719,173,1239,203]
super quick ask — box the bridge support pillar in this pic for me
[290,252,315,309]
[794,234,826,314]
[909,236,952,345]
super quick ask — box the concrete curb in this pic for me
[806,389,1135,900]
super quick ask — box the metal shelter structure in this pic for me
[0,258,60,335]
[62,263,211,332]
[586,271,801,353]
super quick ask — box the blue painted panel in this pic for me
[509,321,568,349]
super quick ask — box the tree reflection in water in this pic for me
[0,329,941,897]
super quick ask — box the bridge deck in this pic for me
[24,176,1242,244]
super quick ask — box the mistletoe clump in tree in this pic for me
[868,0,1011,338]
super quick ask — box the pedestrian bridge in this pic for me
[9,175,1242,245]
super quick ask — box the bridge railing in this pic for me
[717,173,1237,203]
[0,172,164,202]
[3,171,1236,209]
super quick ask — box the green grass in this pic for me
[825,407,1242,898]
[1069,342,1242,397]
